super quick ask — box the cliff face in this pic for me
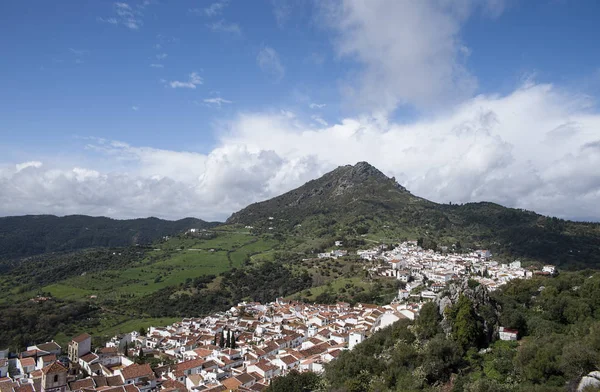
[436,280,501,346]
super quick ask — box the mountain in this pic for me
[228,162,600,268]
[0,215,219,260]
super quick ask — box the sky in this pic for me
[1,0,600,222]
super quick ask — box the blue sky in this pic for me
[1,0,600,221]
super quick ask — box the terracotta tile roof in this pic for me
[249,383,268,391]
[80,353,99,363]
[36,342,61,353]
[14,385,34,392]
[235,372,255,384]
[202,360,219,369]
[175,358,204,372]
[299,342,330,357]
[19,358,36,368]
[99,347,118,355]
[29,370,43,379]
[123,385,139,392]
[279,355,297,365]
[92,376,108,387]
[106,375,124,387]
[39,354,56,363]
[0,379,19,392]
[69,378,96,391]
[160,379,186,392]
[20,350,37,358]
[252,360,275,372]
[248,372,263,383]
[120,364,153,381]
[72,334,92,344]
[41,361,68,375]
[203,386,226,392]
[186,374,204,386]
[221,377,242,389]
[193,348,213,358]
[0,381,17,392]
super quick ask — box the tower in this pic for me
[41,362,68,392]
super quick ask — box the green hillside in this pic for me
[0,214,219,259]
[228,162,600,268]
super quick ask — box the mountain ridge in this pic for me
[227,161,600,268]
[0,214,219,260]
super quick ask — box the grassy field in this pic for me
[42,232,279,302]
[292,277,371,301]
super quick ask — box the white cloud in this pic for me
[168,72,203,89]
[257,46,285,81]
[271,0,293,28]
[69,48,89,64]
[309,103,326,109]
[319,0,504,113]
[69,48,89,56]
[203,97,233,107]
[207,20,241,35]
[156,53,168,60]
[4,83,600,222]
[15,161,42,172]
[311,115,328,126]
[150,63,164,68]
[195,0,229,17]
[131,105,139,111]
[98,1,153,30]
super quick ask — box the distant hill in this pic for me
[0,215,219,260]
[228,162,600,268]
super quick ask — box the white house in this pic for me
[18,357,36,376]
[348,329,365,350]
[542,265,556,274]
[498,327,518,341]
[0,358,8,378]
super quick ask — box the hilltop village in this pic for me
[0,242,556,392]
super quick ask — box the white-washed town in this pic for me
[0,242,555,392]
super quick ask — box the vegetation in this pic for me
[270,271,600,391]
[0,214,217,260]
[227,162,600,269]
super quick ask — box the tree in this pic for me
[448,295,482,351]
[265,370,321,392]
[123,341,128,356]
[219,330,225,348]
[138,326,147,336]
[422,335,463,383]
[137,347,145,364]
[226,329,231,349]
[231,332,237,349]
[415,301,441,340]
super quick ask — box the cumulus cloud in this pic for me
[2,83,600,222]
[271,0,293,28]
[257,46,285,82]
[192,0,229,17]
[168,72,203,89]
[98,2,146,30]
[207,19,242,35]
[311,115,328,126]
[203,97,233,107]
[319,0,500,113]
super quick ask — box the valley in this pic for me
[1,162,600,392]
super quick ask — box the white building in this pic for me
[499,327,518,341]
[348,330,365,350]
